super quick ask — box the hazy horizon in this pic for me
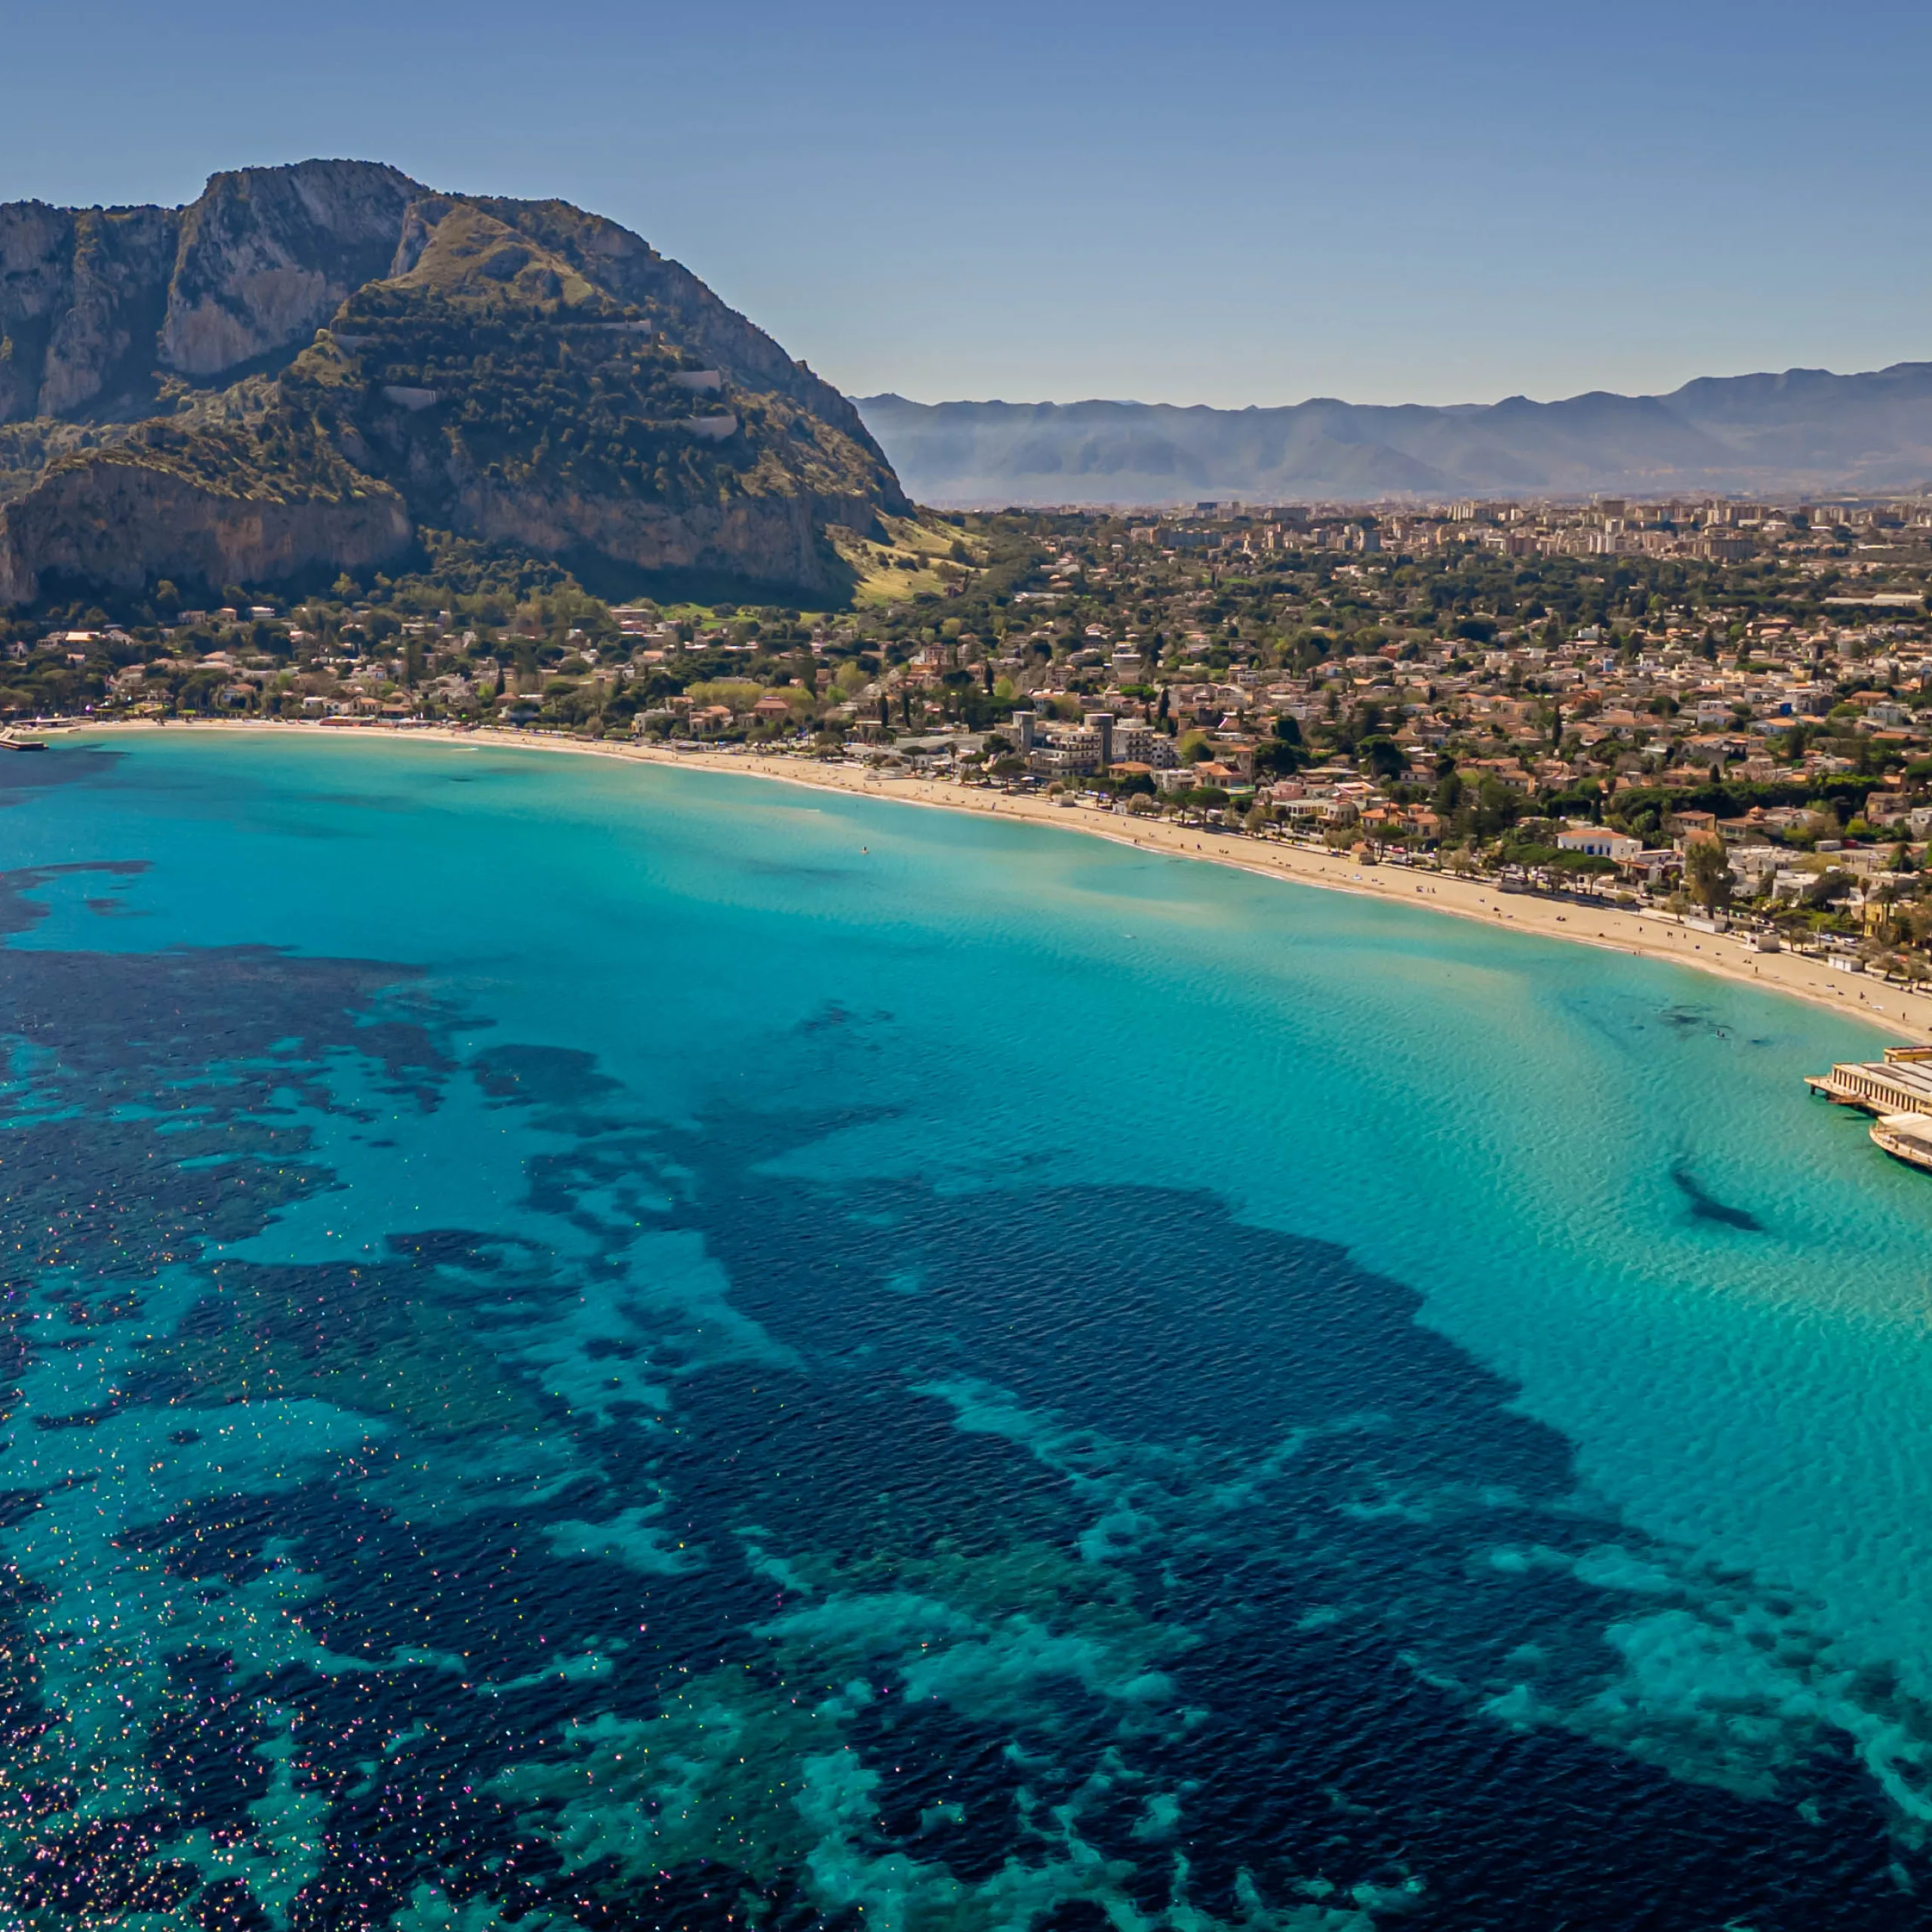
[857,355,1931,414]
[4,0,1929,412]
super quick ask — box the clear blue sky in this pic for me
[6,0,1928,409]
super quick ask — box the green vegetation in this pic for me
[279,203,888,520]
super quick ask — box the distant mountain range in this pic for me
[857,365,1932,508]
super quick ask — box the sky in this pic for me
[4,0,1928,410]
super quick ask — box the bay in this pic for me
[2,730,1928,1930]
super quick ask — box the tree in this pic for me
[1359,734,1408,781]
[1684,836,1733,912]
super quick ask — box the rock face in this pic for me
[458,480,864,590]
[0,202,180,420]
[0,453,409,607]
[0,161,906,604]
[158,161,426,378]
[0,162,429,419]
[39,208,181,416]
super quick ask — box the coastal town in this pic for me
[9,492,1932,974]
[14,38,1932,1917]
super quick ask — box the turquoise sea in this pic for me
[4,730,1932,1930]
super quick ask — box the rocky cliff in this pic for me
[0,201,179,422]
[159,162,426,379]
[0,161,906,604]
[0,447,409,608]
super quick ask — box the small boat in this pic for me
[1870,1112,1932,1174]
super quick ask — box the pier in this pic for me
[1804,1046,1932,1115]
[1807,1048,1932,1171]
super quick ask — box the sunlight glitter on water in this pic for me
[1,731,1929,1929]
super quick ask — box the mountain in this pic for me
[856,367,1932,507]
[0,160,906,606]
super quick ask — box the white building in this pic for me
[1557,826,1642,861]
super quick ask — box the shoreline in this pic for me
[71,718,1927,1044]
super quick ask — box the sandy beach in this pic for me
[73,718,1929,1045]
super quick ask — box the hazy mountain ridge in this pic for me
[857,365,1932,506]
[0,161,906,605]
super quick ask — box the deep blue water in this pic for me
[3,731,1932,1930]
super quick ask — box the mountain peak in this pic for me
[0,162,906,606]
